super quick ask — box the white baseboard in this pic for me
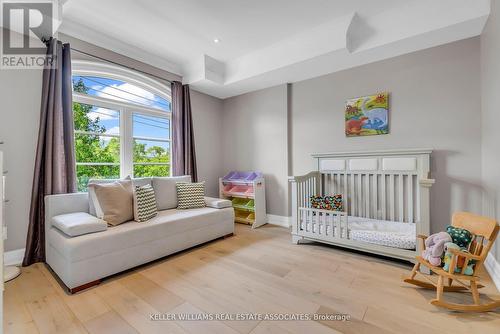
[267,214,291,228]
[485,253,500,291]
[4,248,25,266]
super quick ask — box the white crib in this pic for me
[289,149,435,262]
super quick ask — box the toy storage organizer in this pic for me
[219,171,266,228]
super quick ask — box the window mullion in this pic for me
[121,107,133,177]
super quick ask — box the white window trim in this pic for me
[72,60,171,101]
[72,60,172,179]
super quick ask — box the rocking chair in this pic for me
[404,212,500,312]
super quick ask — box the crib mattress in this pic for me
[300,216,416,250]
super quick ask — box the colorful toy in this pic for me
[422,231,452,266]
[442,242,474,275]
[446,225,472,248]
[310,195,343,212]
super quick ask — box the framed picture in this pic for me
[345,92,389,137]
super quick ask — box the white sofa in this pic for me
[45,176,234,292]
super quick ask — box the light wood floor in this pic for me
[4,224,500,334]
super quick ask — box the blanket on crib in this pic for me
[300,216,416,250]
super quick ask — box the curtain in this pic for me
[23,38,76,266]
[171,81,197,181]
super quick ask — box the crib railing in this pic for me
[298,207,348,240]
[289,172,320,236]
[321,172,419,223]
[289,172,350,241]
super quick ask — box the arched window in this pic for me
[72,61,171,191]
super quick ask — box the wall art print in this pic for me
[345,92,389,137]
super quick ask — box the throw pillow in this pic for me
[446,225,473,248]
[176,182,206,209]
[310,195,343,211]
[88,177,152,216]
[134,184,158,222]
[90,176,134,226]
[152,175,192,210]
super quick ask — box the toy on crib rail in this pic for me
[422,231,452,266]
[442,242,475,275]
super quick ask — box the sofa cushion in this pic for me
[52,212,107,237]
[88,177,152,216]
[205,197,232,209]
[152,175,191,210]
[48,207,234,262]
[90,177,134,226]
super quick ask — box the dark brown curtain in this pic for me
[23,38,76,266]
[171,81,197,181]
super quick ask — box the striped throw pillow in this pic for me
[176,182,206,209]
[133,184,158,222]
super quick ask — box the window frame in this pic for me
[72,60,172,180]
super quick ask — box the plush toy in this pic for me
[446,225,472,248]
[422,232,452,266]
[442,242,475,275]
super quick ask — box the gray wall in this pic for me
[222,85,289,216]
[0,33,224,251]
[222,38,483,233]
[292,38,482,233]
[0,30,43,251]
[481,2,500,262]
[191,90,224,197]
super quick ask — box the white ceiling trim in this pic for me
[60,0,490,99]
[60,19,183,76]
[184,0,490,98]
[224,13,354,84]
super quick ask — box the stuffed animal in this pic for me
[422,232,452,266]
[446,225,472,248]
[442,242,474,275]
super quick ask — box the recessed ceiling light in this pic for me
[213,38,220,43]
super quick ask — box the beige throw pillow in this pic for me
[90,177,134,226]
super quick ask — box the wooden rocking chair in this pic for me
[404,212,500,312]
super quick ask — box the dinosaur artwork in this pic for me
[345,92,389,137]
[346,117,368,136]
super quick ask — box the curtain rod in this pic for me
[41,37,175,84]
[70,47,174,84]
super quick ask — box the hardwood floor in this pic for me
[4,224,500,334]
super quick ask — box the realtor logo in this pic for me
[1,0,56,68]
[2,1,52,54]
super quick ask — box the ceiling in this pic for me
[60,0,490,98]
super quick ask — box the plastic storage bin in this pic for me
[223,184,254,197]
[222,171,263,183]
[232,198,255,211]
[234,209,256,224]
[222,184,233,192]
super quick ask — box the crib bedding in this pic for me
[299,216,416,250]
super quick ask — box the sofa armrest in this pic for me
[45,193,90,228]
[205,196,232,209]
